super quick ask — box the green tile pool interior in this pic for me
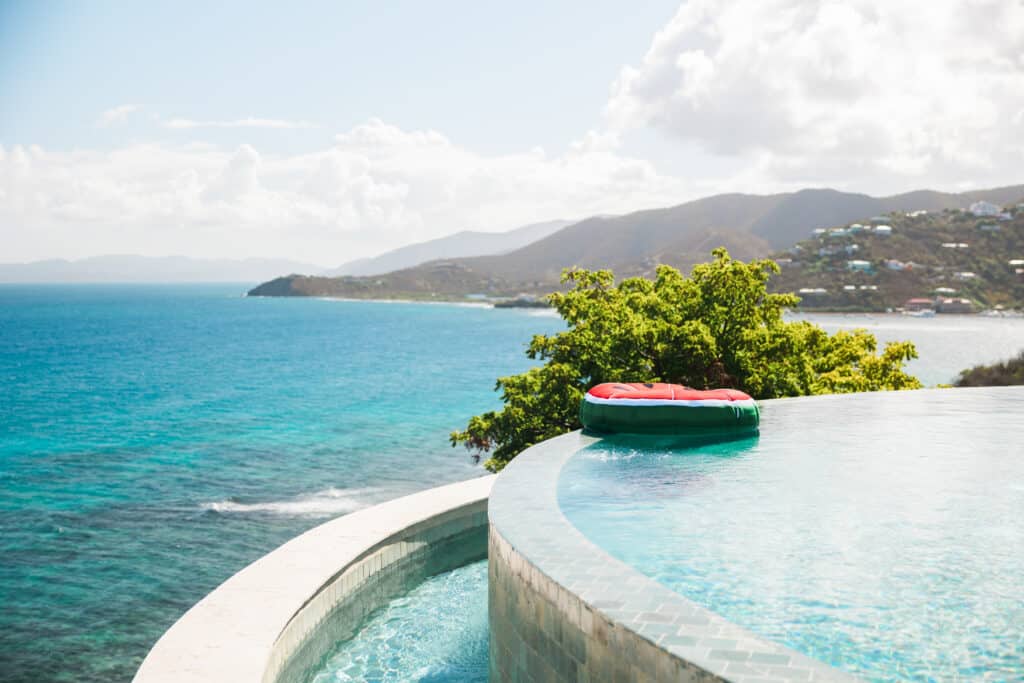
[558,388,1024,682]
[310,560,488,683]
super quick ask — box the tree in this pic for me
[452,249,922,471]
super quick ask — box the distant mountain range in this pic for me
[325,219,573,276]
[249,184,1024,299]
[0,220,574,284]
[0,255,324,284]
[9,184,1022,291]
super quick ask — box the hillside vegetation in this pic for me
[955,352,1024,387]
[249,184,1024,302]
[769,205,1024,311]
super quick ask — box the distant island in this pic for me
[247,184,1024,313]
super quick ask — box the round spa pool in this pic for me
[311,561,488,682]
[558,387,1024,682]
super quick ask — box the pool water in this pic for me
[558,388,1024,682]
[311,561,489,683]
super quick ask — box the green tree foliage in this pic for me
[955,351,1024,387]
[452,249,922,471]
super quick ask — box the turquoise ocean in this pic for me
[0,284,562,682]
[2,284,1024,682]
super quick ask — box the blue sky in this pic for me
[1,0,1021,265]
[0,1,678,155]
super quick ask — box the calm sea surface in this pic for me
[1,285,1022,682]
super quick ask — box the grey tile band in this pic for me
[489,428,859,682]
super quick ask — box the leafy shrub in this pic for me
[452,249,921,471]
[955,352,1024,387]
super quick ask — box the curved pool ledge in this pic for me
[134,474,494,683]
[488,422,859,683]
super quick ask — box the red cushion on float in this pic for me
[586,382,752,402]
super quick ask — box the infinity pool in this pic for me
[558,388,1024,682]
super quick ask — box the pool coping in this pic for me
[489,422,861,682]
[133,474,495,683]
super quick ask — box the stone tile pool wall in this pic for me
[488,430,858,683]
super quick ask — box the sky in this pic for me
[1,0,1022,266]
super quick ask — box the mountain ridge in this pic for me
[325,219,573,276]
[249,184,1024,300]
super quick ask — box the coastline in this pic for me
[251,291,1023,317]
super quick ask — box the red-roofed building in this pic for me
[904,298,935,312]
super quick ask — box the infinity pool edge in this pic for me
[488,419,860,682]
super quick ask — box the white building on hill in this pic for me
[969,200,1002,216]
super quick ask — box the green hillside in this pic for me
[769,205,1024,311]
[248,184,1024,305]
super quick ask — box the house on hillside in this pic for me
[885,259,908,271]
[953,271,977,281]
[1009,259,1024,266]
[979,223,1001,232]
[870,215,890,224]
[969,200,1002,216]
[874,225,893,235]
[941,242,969,249]
[798,287,828,295]
[936,297,974,314]
[934,287,957,295]
[847,260,873,272]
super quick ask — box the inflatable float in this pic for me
[579,382,759,436]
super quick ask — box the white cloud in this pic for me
[163,117,318,130]
[12,2,1024,265]
[0,120,690,264]
[607,0,1024,189]
[97,104,141,127]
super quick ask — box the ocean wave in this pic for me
[200,487,375,517]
